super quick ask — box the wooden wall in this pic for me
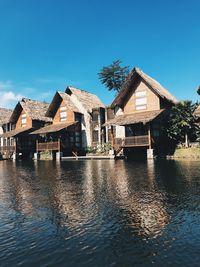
[53,99,75,124]
[123,80,160,114]
[16,109,32,129]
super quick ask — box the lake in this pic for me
[0,159,200,267]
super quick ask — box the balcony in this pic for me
[0,145,16,158]
[37,141,60,152]
[114,135,150,148]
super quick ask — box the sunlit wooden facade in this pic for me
[31,88,106,157]
[0,98,51,159]
[31,91,83,156]
[0,108,14,159]
[106,67,177,156]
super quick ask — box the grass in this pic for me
[173,147,200,158]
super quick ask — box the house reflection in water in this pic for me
[106,160,170,238]
[0,160,170,239]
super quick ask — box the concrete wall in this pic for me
[69,93,92,148]
[114,107,125,138]
[0,126,3,147]
[115,125,125,138]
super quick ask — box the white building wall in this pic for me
[69,94,92,148]
[114,106,125,138]
[115,125,125,138]
[0,126,3,147]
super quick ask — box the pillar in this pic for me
[12,153,17,161]
[147,148,154,159]
[34,152,40,160]
[56,152,63,161]
[148,123,151,149]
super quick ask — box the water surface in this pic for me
[0,159,200,267]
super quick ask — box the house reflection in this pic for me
[47,160,170,237]
[0,160,170,239]
[107,160,170,238]
[0,161,40,219]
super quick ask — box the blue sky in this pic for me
[0,0,199,108]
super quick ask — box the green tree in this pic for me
[167,101,198,147]
[197,86,200,95]
[98,60,129,93]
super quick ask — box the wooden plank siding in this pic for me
[123,80,160,114]
[53,99,75,124]
[16,109,32,129]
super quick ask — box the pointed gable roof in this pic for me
[10,98,52,123]
[111,67,178,108]
[65,86,105,112]
[0,107,12,126]
[46,91,80,118]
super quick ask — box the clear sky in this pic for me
[0,0,199,108]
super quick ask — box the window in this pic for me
[75,132,81,147]
[135,90,147,110]
[136,98,147,106]
[92,112,99,122]
[136,105,146,110]
[21,114,27,127]
[136,91,146,97]
[60,106,66,111]
[92,130,99,143]
[75,113,82,123]
[60,107,67,122]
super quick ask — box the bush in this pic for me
[86,143,112,155]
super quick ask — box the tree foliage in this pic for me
[197,86,200,95]
[167,100,198,146]
[98,60,129,93]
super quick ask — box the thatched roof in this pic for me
[30,121,78,134]
[194,105,200,117]
[104,109,165,126]
[0,107,12,126]
[111,67,178,108]
[66,86,105,112]
[10,98,52,123]
[1,126,33,138]
[46,91,80,118]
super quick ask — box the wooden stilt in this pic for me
[148,124,151,149]
[111,126,114,149]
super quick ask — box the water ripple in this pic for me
[0,159,200,266]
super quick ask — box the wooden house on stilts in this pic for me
[31,87,106,158]
[0,108,13,159]
[105,67,177,159]
[0,98,51,159]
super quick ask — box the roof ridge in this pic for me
[68,86,100,97]
[135,68,177,102]
[21,97,50,104]
[111,67,177,108]
[0,107,13,111]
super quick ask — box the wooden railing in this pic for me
[37,140,60,152]
[114,135,150,148]
[0,145,16,155]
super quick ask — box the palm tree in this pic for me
[167,101,198,147]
